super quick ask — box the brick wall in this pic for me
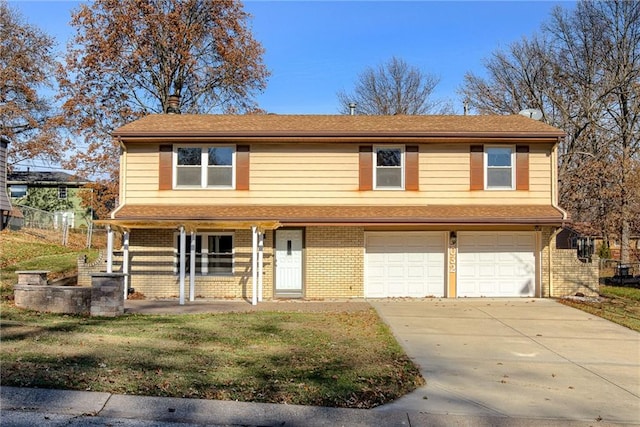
[77,251,106,287]
[540,227,552,297]
[304,226,364,299]
[550,237,600,297]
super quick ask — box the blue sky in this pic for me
[10,0,574,115]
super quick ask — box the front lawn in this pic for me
[560,285,640,332]
[0,304,424,408]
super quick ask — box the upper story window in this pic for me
[485,146,514,190]
[175,146,235,188]
[58,186,68,199]
[9,185,27,198]
[375,147,404,189]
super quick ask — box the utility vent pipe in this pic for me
[166,94,181,114]
[348,103,357,116]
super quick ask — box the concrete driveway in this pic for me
[371,298,640,425]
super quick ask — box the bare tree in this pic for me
[460,0,640,262]
[0,0,64,167]
[337,57,451,115]
[57,0,270,217]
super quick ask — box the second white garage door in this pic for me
[365,232,446,298]
[457,232,536,297]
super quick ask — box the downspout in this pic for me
[110,136,127,219]
[548,137,568,298]
[251,226,258,306]
[551,138,569,224]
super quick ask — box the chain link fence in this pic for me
[8,204,104,248]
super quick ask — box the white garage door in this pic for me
[365,232,446,298]
[457,232,536,297]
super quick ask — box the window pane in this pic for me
[218,235,233,253]
[176,167,201,186]
[487,169,512,187]
[376,167,402,187]
[377,149,401,166]
[10,185,27,198]
[209,254,232,273]
[208,147,233,166]
[207,166,233,187]
[487,148,512,167]
[177,147,201,165]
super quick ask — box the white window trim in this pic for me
[373,145,405,190]
[173,231,235,276]
[173,145,236,189]
[484,145,515,190]
[9,185,27,198]
[58,186,68,199]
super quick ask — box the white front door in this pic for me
[275,229,304,296]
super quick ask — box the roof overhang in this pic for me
[97,204,568,232]
[112,114,567,144]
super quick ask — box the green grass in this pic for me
[0,229,424,408]
[599,285,640,301]
[560,285,640,332]
[0,306,424,408]
[0,229,99,299]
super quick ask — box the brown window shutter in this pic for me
[236,145,250,190]
[405,145,419,190]
[359,146,373,191]
[470,145,484,190]
[516,145,529,190]
[158,144,173,190]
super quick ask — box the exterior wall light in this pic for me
[450,231,457,246]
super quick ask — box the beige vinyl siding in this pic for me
[123,142,554,206]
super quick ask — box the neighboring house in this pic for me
[7,171,92,229]
[99,113,593,303]
[0,136,12,230]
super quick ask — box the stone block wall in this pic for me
[14,285,91,314]
[90,273,124,317]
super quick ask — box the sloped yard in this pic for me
[560,285,640,332]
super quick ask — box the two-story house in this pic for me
[7,171,92,229]
[100,114,576,304]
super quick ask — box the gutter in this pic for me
[113,134,564,145]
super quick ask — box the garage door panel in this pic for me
[365,232,446,298]
[458,232,536,297]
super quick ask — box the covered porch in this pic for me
[95,219,280,305]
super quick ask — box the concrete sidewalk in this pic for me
[1,386,632,427]
[371,298,640,425]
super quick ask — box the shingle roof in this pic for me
[113,114,565,140]
[110,204,566,226]
[7,171,89,185]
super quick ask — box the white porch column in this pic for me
[258,230,264,302]
[106,226,114,273]
[251,225,258,306]
[179,226,186,305]
[189,230,196,302]
[122,231,130,299]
